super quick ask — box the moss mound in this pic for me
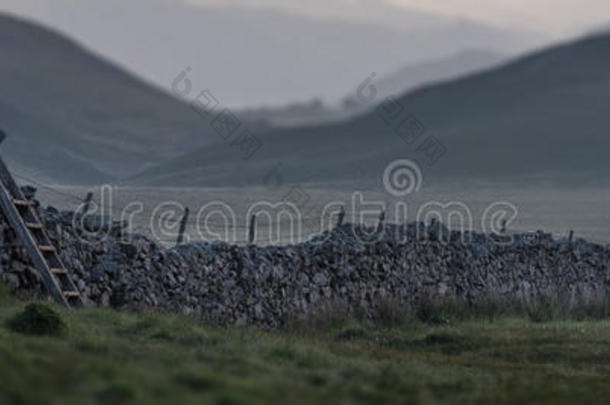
[6,303,66,337]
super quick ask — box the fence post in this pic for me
[176,207,190,245]
[377,210,385,233]
[568,230,574,247]
[500,219,507,234]
[248,214,257,244]
[81,191,94,215]
[336,206,345,228]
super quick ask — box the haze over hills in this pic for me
[1,10,606,189]
[0,10,532,185]
[130,32,610,189]
[3,0,546,108]
[238,50,507,129]
[0,13,217,183]
[341,49,506,114]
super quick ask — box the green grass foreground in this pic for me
[1,289,610,404]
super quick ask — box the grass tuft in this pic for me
[336,325,368,341]
[414,295,468,325]
[173,370,218,392]
[95,382,136,404]
[423,333,463,345]
[5,302,66,337]
[1,299,610,403]
[0,281,12,304]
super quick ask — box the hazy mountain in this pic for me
[237,50,507,129]
[342,49,506,113]
[130,33,610,188]
[587,22,610,36]
[0,13,218,183]
[0,8,543,185]
[4,0,546,108]
[236,100,345,130]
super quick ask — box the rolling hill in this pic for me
[341,49,506,114]
[5,0,545,108]
[237,50,506,129]
[130,32,610,188]
[0,11,535,185]
[0,13,216,183]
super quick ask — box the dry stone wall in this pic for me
[0,203,609,328]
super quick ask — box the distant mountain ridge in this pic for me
[238,50,507,129]
[130,32,610,188]
[0,13,214,183]
[4,0,546,107]
[341,49,506,114]
[0,11,537,185]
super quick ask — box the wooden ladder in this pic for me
[0,154,83,308]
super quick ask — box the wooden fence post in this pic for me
[248,214,257,244]
[176,207,190,245]
[568,230,574,246]
[377,210,385,233]
[336,206,345,228]
[81,191,94,215]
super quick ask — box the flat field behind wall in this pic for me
[29,183,610,247]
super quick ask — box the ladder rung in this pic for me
[12,199,31,207]
[0,162,83,309]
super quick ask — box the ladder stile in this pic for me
[0,149,83,308]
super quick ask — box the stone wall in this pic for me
[0,205,609,328]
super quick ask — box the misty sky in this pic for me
[185,0,610,35]
[2,0,609,107]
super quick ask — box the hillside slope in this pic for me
[342,49,506,112]
[0,14,213,183]
[130,33,610,188]
[5,0,545,107]
[239,50,506,129]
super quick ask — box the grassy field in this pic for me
[1,286,610,404]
